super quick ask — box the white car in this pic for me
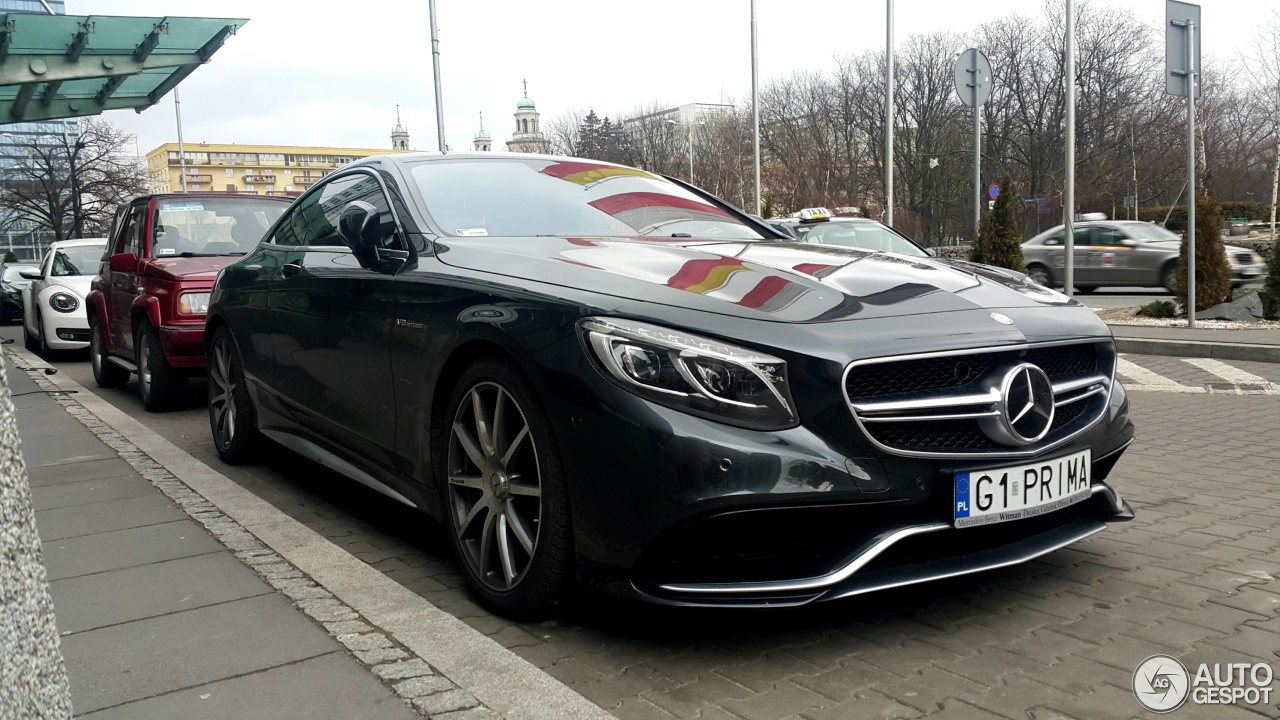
[21,237,107,356]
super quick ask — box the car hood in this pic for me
[143,256,238,282]
[434,237,1078,323]
[45,275,94,298]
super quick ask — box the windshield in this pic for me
[410,158,765,240]
[152,197,288,256]
[51,244,105,276]
[1124,223,1180,242]
[793,220,927,257]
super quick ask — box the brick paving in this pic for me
[31,347,1280,720]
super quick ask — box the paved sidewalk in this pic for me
[1109,323,1280,362]
[11,359,417,719]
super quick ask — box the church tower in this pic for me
[506,80,550,154]
[473,112,492,152]
[391,105,410,150]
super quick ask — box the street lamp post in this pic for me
[666,117,704,184]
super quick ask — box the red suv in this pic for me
[87,193,291,410]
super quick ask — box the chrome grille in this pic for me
[843,340,1114,458]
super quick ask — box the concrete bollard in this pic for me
[0,352,73,720]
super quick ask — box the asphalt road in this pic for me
[11,325,1280,720]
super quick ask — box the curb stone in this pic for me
[1114,337,1280,364]
[10,351,502,720]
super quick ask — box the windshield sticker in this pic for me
[160,201,204,212]
[456,228,489,236]
[156,247,177,255]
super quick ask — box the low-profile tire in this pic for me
[207,326,260,464]
[90,314,128,388]
[35,309,51,358]
[439,357,573,619]
[22,313,37,352]
[136,320,186,411]
[1026,264,1053,288]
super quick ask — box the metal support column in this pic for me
[175,87,187,193]
[1064,0,1075,297]
[751,0,761,215]
[885,0,894,227]
[429,0,446,152]
[1185,18,1197,328]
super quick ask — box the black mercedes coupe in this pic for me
[205,153,1135,618]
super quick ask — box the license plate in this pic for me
[954,449,1091,528]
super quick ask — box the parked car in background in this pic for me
[20,237,108,356]
[776,208,934,255]
[1,260,39,324]
[206,153,1134,619]
[1022,220,1267,292]
[87,193,290,410]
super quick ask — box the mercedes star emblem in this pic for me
[979,363,1056,446]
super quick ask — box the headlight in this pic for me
[49,292,79,313]
[581,317,797,430]
[178,292,210,315]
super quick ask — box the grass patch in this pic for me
[1137,300,1179,318]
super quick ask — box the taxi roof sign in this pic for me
[793,207,831,222]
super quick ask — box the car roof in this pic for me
[47,237,107,249]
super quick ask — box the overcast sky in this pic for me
[76,0,1273,156]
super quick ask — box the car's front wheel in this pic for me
[441,358,573,619]
[136,320,186,411]
[207,327,260,464]
[35,308,51,358]
[1026,264,1053,288]
[1162,263,1178,294]
[90,315,128,388]
[22,310,37,352]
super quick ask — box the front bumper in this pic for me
[159,324,207,370]
[544,337,1136,607]
[1231,262,1266,285]
[44,311,90,350]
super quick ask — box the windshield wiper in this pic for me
[670,233,693,238]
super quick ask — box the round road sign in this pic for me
[988,183,1001,201]
[954,48,993,107]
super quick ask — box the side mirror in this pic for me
[337,200,383,268]
[337,200,410,273]
[924,248,938,257]
[18,269,42,280]
[109,253,138,273]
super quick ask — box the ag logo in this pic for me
[1134,654,1190,713]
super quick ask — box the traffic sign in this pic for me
[1165,1,1201,98]
[954,48,993,108]
[988,184,1001,201]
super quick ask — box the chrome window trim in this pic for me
[840,337,1116,459]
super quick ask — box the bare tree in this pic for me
[0,119,146,241]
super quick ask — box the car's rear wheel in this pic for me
[90,315,128,388]
[442,359,572,619]
[207,327,260,464]
[136,320,186,411]
[1026,264,1053,288]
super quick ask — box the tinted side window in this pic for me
[1096,227,1127,246]
[1043,231,1064,246]
[274,173,390,247]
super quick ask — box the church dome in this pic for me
[517,95,536,111]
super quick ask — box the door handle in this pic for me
[280,263,303,279]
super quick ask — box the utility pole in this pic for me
[175,88,188,193]
[1167,1,1201,327]
[1064,0,1076,297]
[751,0,761,215]
[885,0,894,227]
[429,0,446,152]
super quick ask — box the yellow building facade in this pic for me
[145,143,411,197]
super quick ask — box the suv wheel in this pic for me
[90,315,128,388]
[136,320,186,411]
[441,358,573,619]
[207,327,260,464]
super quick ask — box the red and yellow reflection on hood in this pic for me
[540,161,656,186]
[666,257,748,294]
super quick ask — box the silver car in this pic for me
[1022,220,1267,292]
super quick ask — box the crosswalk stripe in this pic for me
[1182,358,1272,386]
[1115,358,1203,392]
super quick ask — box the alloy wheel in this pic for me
[138,332,152,399]
[447,381,542,592]
[208,336,237,449]
[90,325,102,374]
